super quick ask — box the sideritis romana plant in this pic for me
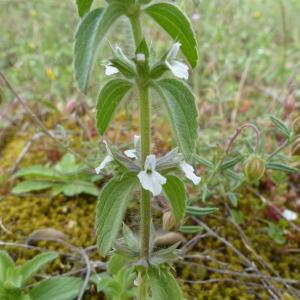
[74,0,199,298]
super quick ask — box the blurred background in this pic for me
[1,0,299,125]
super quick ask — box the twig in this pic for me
[225,203,299,299]
[226,123,261,154]
[194,219,282,299]
[11,132,44,173]
[57,240,91,300]
[0,220,12,234]
[0,240,75,258]
[180,278,266,289]
[179,261,300,285]
[180,232,211,254]
[267,138,290,161]
[247,186,300,233]
[231,57,252,124]
[76,248,91,300]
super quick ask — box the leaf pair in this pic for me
[96,78,198,160]
[12,154,99,197]
[96,174,187,256]
[96,176,138,255]
[74,1,198,93]
[148,267,183,300]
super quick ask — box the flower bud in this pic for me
[136,53,146,63]
[284,80,296,116]
[284,93,296,116]
[243,154,265,183]
[64,99,77,114]
[162,211,177,231]
[292,117,300,135]
[292,136,300,156]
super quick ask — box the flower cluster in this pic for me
[95,137,201,196]
[105,43,190,80]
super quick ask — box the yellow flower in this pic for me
[46,68,56,81]
[30,10,37,17]
[28,42,36,49]
[252,11,262,19]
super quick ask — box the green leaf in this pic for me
[12,181,53,194]
[108,253,135,275]
[29,277,83,300]
[0,287,22,300]
[145,2,198,67]
[136,39,149,59]
[110,58,135,78]
[266,162,300,173]
[55,153,77,173]
[79,183,99,196]
[163,175,186,222]
[96,79,132,135]
[267,223,286,245]
[270,116,291,138]
[230,209,245,225]
[224,169,243,181]
[228,192,238,207]
[185,206,218,217]
[193,154,214,168]
[179,225,203,234]
[153,79,198,159]
[74,6,124,93]
[96,176,138,255]
[122,224,139,253]
[16,252,58,286]
[150,243,179,266]
[76,0,94,17]
[219,155,244,171]
[0,251,15,282]
[61,181,98,197]
[148,267,183,300]
[15,166,58,179]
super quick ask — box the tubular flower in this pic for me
[95,141,114,174]
[124,135,140,159]
[165,42,189,80]
[180,161,201,185]
[138,155,167,196]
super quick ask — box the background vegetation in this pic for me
[0,0,300,299]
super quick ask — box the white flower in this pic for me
[180,161,201,185]
[282,209,297,221]
[95,141,113,174]
[115,46,129,61]
[165,42,189,80]
[105,45,132,76]
[124,149,137,159]
[105,64,119,76]
[138,155,167,196]
[124,135,140,159]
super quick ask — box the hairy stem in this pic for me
[130,14,143,46]
[138,84,151,260]
[130,14,152,260]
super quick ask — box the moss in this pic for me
[1,111,300,299]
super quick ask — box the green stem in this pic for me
[130,13,151,300]
[138,275,148,300]
[130,14,143,46]
[139,84,151,260]
[267,138,290,161]
[130,12,152,260]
